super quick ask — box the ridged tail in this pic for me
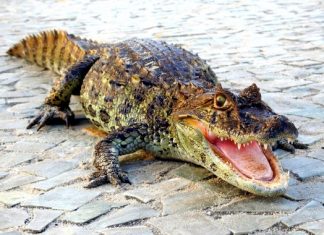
[7,30,97,75]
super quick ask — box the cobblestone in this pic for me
[1,0,324,234]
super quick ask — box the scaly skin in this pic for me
[7,30,307,196]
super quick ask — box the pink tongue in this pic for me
[214,140,273,181]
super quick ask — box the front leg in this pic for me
[273,139,308,154]
[27,55,99,130]
[85,123,149,188]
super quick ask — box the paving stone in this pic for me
[0,208,29,230]
[20,160,78,179]
[30,168,90,191]
[219,214,283,234]
[124,160,179,184]
[281,200,324,227]
[285,182,324,203]
[162,189,230,215]
[308,148,324,161]
[0,232,22,235]
[90,204,159,229]
[0,173,44,191]
[298,134,323,145]
[0,191,36,207]
[215,197,300,213]
[6,141,56,153]
[0,119,28,130]
[0,152,37,168]
[298,220,324,235]
[21,187,101,211]
[169,163,213,182]
[196,178,243,197]
[100,226,154,235]
[24,209,63,233]
[147,212,229,235]
[43,225,96,235]
[124,177,191,203]
[282,157,324,180]
[0,171,8,179]
[61,200,126,224]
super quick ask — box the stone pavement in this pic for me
[0,0,324,234]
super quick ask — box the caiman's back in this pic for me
[80,38,217,133]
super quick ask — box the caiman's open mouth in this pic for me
[185,118,281,183]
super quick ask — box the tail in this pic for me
[7,30,99,75]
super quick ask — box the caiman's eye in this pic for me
[215,95,226,107]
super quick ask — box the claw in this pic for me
[27,114,42,129]
[84,175,108,188]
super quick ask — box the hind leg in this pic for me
[27,55,99,130]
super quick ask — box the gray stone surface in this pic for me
[282,157,324,180]
[19,160,78,179]
[100,226,154,235]
[30,168,90,191]
[5,141,56,153]
[0,152,37,168]
[147,212,229,235]
[61,200,126,224]
[124,177,191,203]
[0,173,44,191]
[215,197,300,213]
[43,225,96,235]
[298,220,324,235]
[285,182,324,203]
[24,209,63,233]
[219,214,282,234]
[169,163,213,182]
[21,187,101,211]
[162,189,230,215]
[281,200,324,227]
[0,208,29,230]
[0,191,36,207]
[91,204,159,229]
[0,172,8,180]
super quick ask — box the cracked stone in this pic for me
[298,220,324,235]
[161,189,230,215]
[285,182,324,203]
[90,204,159,229]
[169,163,213,182]
[219,214,283,234]
[0,191,36,207]
[282,157,324,180]
[0,208,29,230]
[6,140,56,153]
[147,212,229,235]
[21,187,101,211]
[0,232,22,235]
[100,226,154,235]
[19,160,78,179]
[30,168,90,191]
[24,209,63,233]
[0,173,44,191]
[0,152,37,168]
[281,200,324,227]
[124,177,191,203]
[43,225,96,235]
[61,200,126,224]
[215,197,300,213]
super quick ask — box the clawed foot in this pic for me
[84,169,131,188]
[273,139,308,154]
[27,104,74,131]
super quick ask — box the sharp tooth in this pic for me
[220,137,224,141]
[263,144,268,149]
[243,143,245,148]
[237,143,241,150]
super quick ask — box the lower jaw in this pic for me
[207,145,288,196]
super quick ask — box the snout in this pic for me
[264,115,298,140]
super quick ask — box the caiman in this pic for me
[7,30,307,196]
